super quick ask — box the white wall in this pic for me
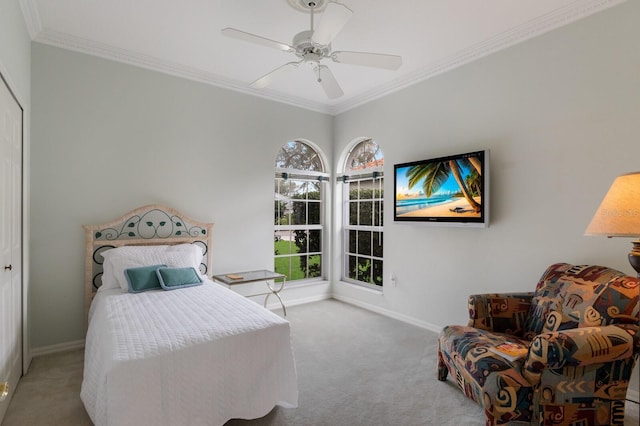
[1,0,32,371]
[333,0,639,391]
[0,0,31,100]
[30,44,333,348]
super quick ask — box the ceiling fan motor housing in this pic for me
[293,30,330,62]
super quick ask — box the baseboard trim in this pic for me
[31,339,85,357]
[332,294,443,334]
[265,293,331,311]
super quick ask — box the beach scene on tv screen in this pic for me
[395,154,483,219]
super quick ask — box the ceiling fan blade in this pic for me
[311,2,353,46]
[221,28,293,52]
[313,65,344,99]
[331,51,402,70]
[250,61,301,89]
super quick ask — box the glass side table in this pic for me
[212,270,287,316]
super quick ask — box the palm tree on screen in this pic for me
[465,169,481,197]
[406,157,481,213]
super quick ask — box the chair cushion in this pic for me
[523,263,639,339]
[438,325,533,423]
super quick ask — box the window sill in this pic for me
[285,279,330,289]
[338,280,384,295]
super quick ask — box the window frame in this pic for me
[339,140,384,289]
[274,142,329,284]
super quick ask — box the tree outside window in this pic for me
[274,141,327,282]
[342,139,384,287]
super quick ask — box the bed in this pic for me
[80,205,298,426]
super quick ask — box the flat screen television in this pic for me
[393,150,489,227]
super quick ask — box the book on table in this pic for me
[225,274,243,280]
[488,341,528,361]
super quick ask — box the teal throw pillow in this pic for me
[124,264,167,293]
[156,267,203,291]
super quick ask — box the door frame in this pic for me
[0,68,27,380]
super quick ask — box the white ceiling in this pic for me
[20,0,625,115]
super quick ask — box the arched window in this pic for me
[340,139,384,287]
[274,141,328,282]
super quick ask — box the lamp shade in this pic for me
[585,172,640,237]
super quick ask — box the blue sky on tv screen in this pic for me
[395,163,471,197]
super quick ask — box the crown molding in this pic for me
[328,0,627,115]
[18,0,42,40]
[24,0,626,116]
[32,29,333,114]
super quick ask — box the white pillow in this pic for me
[101,244,205,292]
[98,250,119,291]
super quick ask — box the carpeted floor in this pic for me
[3,300,639,425]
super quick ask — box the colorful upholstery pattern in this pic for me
[524,263,639,338]
[437,263,640,425]
[468,293,534,337]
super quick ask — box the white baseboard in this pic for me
[265,293,331,312]
[31,339,85,357]
[332,294,443,334]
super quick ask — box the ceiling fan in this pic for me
[221,0,402,99]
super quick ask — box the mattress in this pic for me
[80,281,298,426]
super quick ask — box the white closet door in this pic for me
[0,75,22,423]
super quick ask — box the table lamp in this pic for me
[585,171,640,277]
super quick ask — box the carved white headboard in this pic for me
[83,204,214,327]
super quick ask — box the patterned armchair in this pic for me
[437,263,640,425]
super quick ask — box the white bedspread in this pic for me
[81,281,298,426]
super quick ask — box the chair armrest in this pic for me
[523,323,640,385]
[467,292,534,335]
